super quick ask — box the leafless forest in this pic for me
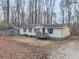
[0,0,79,35]
[0,0,79,59]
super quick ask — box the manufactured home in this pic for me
[19,25,36,36]
[19,24,70,38]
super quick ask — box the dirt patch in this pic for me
[0,37,50,59]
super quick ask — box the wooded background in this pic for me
[0,0,79,35]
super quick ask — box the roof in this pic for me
[43,24,65,28]
[34,24,67,29]
[20,24,67,29]
[20,24,36,28]
[7,27,19,29]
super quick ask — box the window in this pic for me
[23,28,26,32]
[42,28,45,33]
[28,28,32,32]
[48,28,53,34]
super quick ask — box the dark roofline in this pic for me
[34,24,66,29]
[20,24,36,28]
[19,24,67,29]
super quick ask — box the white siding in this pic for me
[32,28,36,36]
[45,28,48,33]
[40,28,43,33]
[19,25,70,38]
[19,28,25,35]
[27,28,36,36]
[27,28,34,36]
[47,29,62,38]
[19,28,28,35]
[33,26,62,38]
[45,27,70,38]
[52,29,62,38]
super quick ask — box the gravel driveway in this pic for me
[49,40,79,59]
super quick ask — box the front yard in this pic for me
[0,36,50,59]
[0,36,65,59]
[0,36,79,59]
[0,36,64,47]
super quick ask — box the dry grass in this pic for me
[14,36,54,47]
[0,36,50,59]
[2,36,64,47]
[0,36,78,59]
[0,36,64,47]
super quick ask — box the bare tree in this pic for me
[28,0,56,25]
[60,0,65,24]
[10,6,16,26]
[7,0,9,26]
[15,0,22,26]
[1,0,7,26]
[20,0,26,26]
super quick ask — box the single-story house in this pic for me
[19,24,70,38]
